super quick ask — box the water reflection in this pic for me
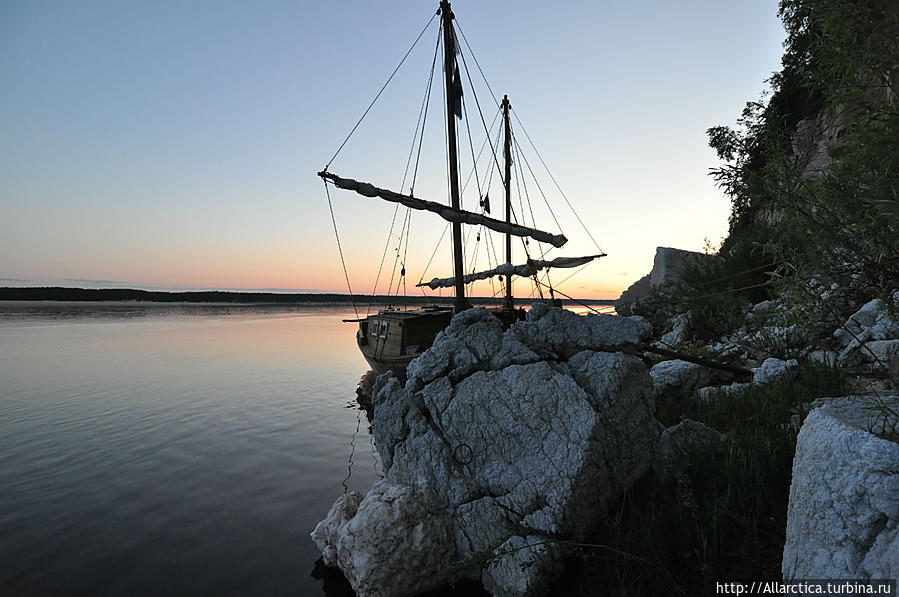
[0,303,381,596]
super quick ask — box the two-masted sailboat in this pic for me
[319,1,605,377]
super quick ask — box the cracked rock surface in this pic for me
[783,396,899,580]
[313,306,658,597]
[310,480,454,597]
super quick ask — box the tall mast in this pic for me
[502,94,513,310]
[440,0,467,314]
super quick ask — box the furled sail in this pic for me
[416,254,606,290]
[318,171,568,248]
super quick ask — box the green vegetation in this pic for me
[552,363,847,596]
[632,0,899,346]
[551,1,898,593]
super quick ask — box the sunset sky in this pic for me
[1,1,786,300]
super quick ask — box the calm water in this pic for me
[0,302,382,596]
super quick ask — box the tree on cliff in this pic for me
[707,0,899,298]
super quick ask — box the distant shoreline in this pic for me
[0,287,617,306]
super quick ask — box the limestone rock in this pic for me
[752,357,798,385]
[311,491,363,567]
[834,298,899,348]
[695,382,751,401]
[808,349,838,367]
[366,306,657,596]
[314,480,455,597]
[650,359,712,400]
[616,274,650,313]
[649,247,712,290]
[783,396,899,580]
[660,312,690,347]
[481,535,564,597]
[404,307,649,393]
[652,419,723,484]
[616,247,715,312]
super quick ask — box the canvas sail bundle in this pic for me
[318,171,568,248]
[417,254,605,290]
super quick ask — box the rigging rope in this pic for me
[323,179,359,320]
[418,222,450,285]
[511,108,604,254]
[368,203,402,317]
[369,24,441,311]
[406,25,442,195]
[460,109,501,196]
[324,11,438,169]
[509,126,564,236]
[455,36,505,190]
[453,19,501,109]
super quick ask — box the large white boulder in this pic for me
[783,396,899,580]
[311,480,455,597]
[318,306,658,597]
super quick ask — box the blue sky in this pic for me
[0,1,786,298]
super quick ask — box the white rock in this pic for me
[315,480,455,597]
[652,419,723,484]
[366,306,657,596]
[808,350,838,366]
[404,307,650,392]
[616,247,715,311]
[783,396,899,580]
[835,298,899,348]
[649,247,713,289]
[695,382,751,401]
[660,312,690,346]
[650,359,712,399]
[860,340,899,366]
[311,491,363,567]
[752,357,798,385]
[752,300,774,315]
[481,535,564,597]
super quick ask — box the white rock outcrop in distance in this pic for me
[783,396,899,580]
[649,247,711,289]
[616,247,714,312]
[314,306,658,597]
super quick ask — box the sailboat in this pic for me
[318,1,606,377]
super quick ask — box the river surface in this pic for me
[0,302,384,596]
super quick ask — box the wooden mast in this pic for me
[502,94,513,310]
[440,1,467,314]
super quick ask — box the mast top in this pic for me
[438,1,453,19]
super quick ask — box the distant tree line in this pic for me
[0,287,614,305]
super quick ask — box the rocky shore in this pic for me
[311,245,899,597]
